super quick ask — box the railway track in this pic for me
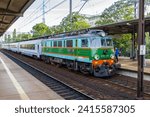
[104,77,150,98]
[2,49,150,99]
[2,51,94,100]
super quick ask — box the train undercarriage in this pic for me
[41,55,120,77]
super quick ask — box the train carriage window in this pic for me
[81,39,88,47]
[20,44,35,50]
[58,41,62,47]
[66,40,73,47]
[54,41,57,47]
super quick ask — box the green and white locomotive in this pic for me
[41,29,120,77]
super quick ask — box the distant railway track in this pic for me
[104,76,150,98]
[118,67,150,81]
[1,49,150,99]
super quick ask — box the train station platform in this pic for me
[0,52,64,100]
[119,57,150,74]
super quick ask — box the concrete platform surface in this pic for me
[0,52,64,100]
[119,57,150,74]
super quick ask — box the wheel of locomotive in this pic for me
[93,67,101,77]
[66,61,74,70]
[79,63,90,75]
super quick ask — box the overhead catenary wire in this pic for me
[19,0,119,31]
[19,0,67,29]
[78,0,89,13]
[50,0,89,24]
[19,0,50,26]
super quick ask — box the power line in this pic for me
[19,0,49,26]
[78,0,89,13]
[44,0,67,14]
[49,1,83,25]
[19,0,67,29]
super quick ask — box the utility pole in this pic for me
[137,0,145,99]
[42,0,45,24]
[69,0,72,29]
[134,0,139,18]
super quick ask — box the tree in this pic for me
[30,12,90,37]
[95,0,150,25]
[145,32,150,59]
[12,29,17,42]
[16,33,32,41]
[95,0,136,57]
[7,35,11,42]
[113,34,132,56]
[32,23,49,37]
[60,12,90,32]
[95,0,134,25]
[4,34,8,43]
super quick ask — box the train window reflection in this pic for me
[90,37,101,48]
[106,39,113,46]
[81,39,88,47]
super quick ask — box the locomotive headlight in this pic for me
[110,54,114,59]
[94,54,100,60]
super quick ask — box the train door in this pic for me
[37,42,41,58]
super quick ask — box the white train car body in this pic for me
[9,42,19,52]
[2,43,19,52]
[19,39,42,58]
[2,43,10,50]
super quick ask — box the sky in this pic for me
[6,0,119,34]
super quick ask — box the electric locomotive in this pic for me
[41,29,120,77]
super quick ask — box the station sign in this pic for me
[140,45,146,55]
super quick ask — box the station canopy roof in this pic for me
[0,0,35,36]
[91,17,150,35]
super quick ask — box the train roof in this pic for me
[3,29,108,44]
[15,29,105,42]
[43,33,104,41]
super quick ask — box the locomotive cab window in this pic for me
[66,40,73,47]
[90,37,101,48]
[106,39,113,46]
[81,39,88,47]
[101,39,106,46]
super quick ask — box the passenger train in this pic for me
[2,29,120,77]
